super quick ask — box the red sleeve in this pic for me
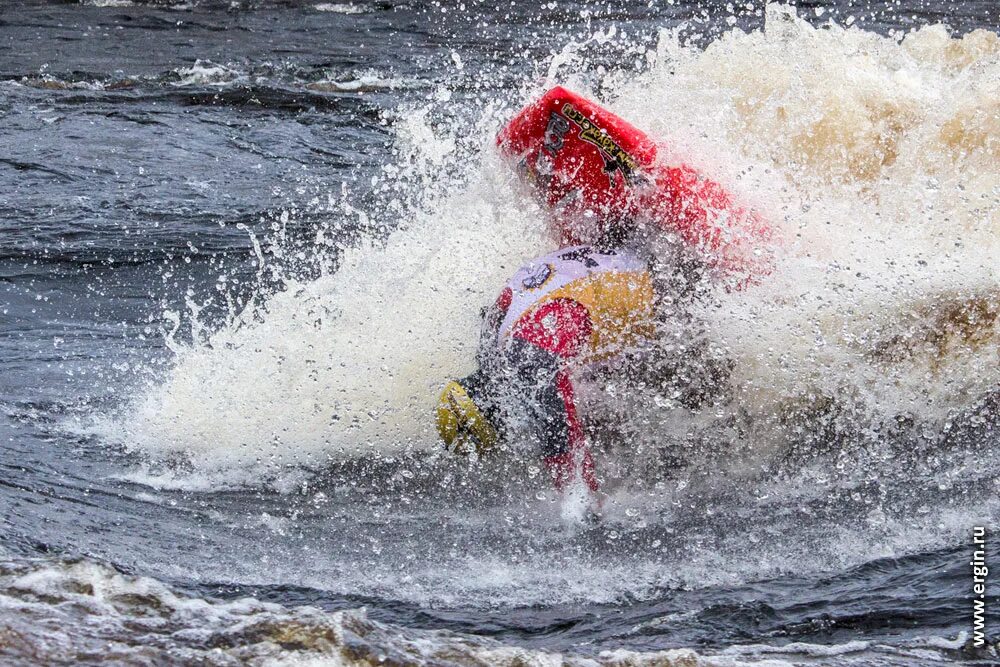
[650,164,774,286]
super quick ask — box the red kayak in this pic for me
[496,86,773,284]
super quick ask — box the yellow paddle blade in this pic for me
[435,380,498,456]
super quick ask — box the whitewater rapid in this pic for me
[89,4,999,492]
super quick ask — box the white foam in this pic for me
[0,557,718,666]
[171,60,242,87]
[0,555,969,665]
[306,70,414,93]
[602,6,1000,433]
[80,0,135,6]
[90,108,549,486]
[721,640,870,657]
[94,5,999,492]
[314,3,366,13]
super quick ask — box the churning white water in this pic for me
[96,4,999,489]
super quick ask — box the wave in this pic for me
[9,60,421,101]
[313,2,369,14]
[1,555,991,665]
[0,207,308,267]
[84,4,1000,492]
[78,0,391,8]
[79,0,136,6]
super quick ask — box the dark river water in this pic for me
[1,0,999,664]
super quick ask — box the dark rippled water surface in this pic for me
[1,1,999,665]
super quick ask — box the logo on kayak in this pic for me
[561,103,644,187]
[522,263,554,290]
[543,112,570,155]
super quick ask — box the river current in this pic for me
[1,1,998,665]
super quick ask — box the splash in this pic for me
[601,4,1000,439]
[97,4,999,489]
[93,108,550,487]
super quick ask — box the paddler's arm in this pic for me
[508,298,599,493]
[542,367,599,494]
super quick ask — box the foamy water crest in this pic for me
[0,556,978,665]
[97,4,998,489]
[640,5,1000,429]
[597,5,999,464]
